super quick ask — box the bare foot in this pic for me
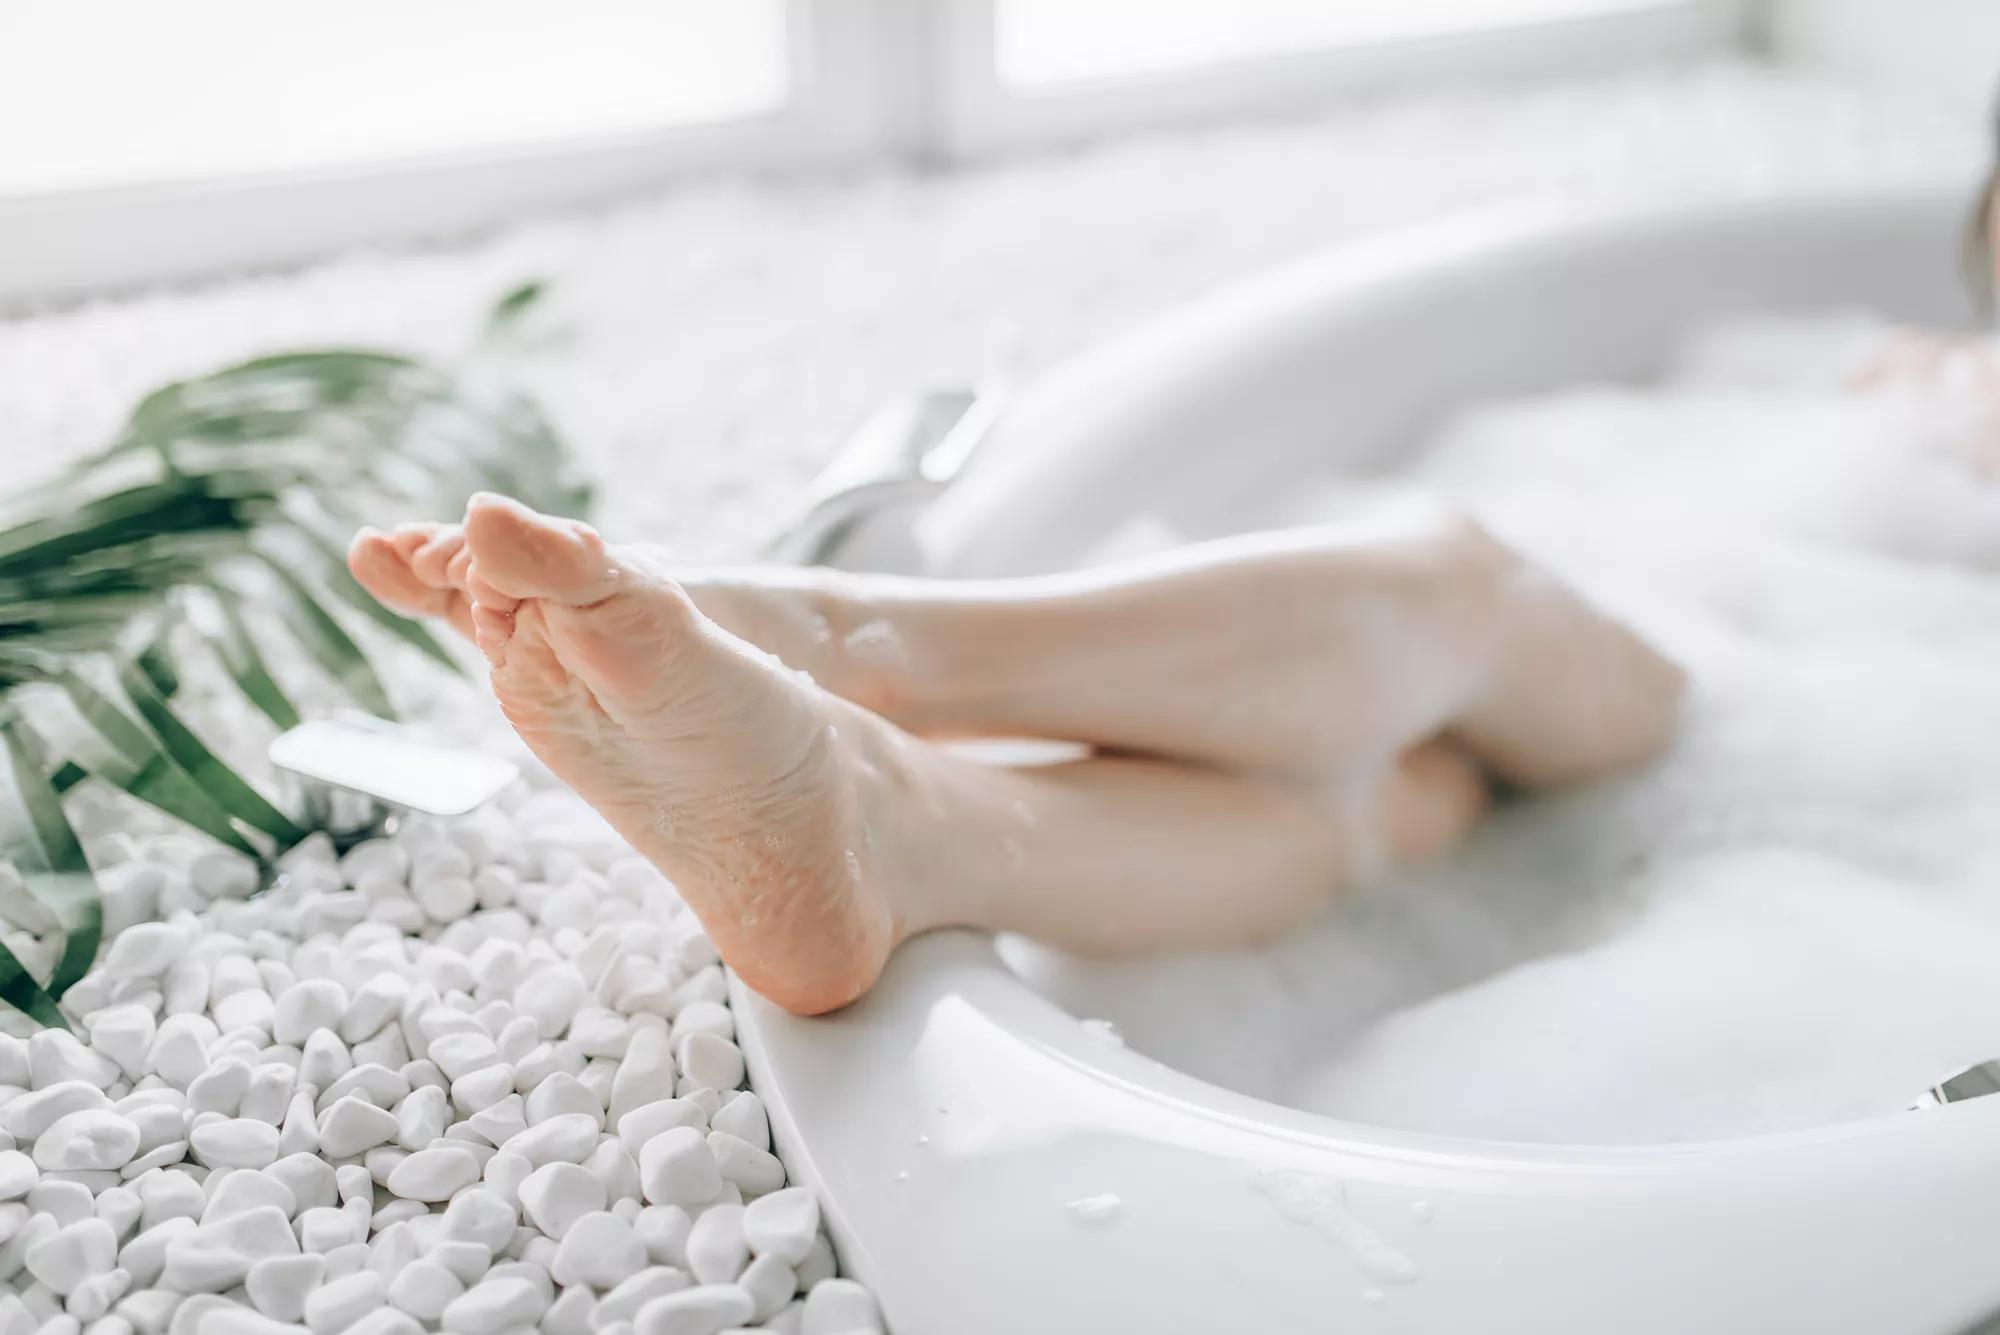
[350,522,891,709]
[445,494,925,1015]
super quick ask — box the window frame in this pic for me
[0,0,1751,309]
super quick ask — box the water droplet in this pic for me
[1080,1018,1124,1047]
[1410,1200,1435,1225]
[1066,1193,1122,1224]
[894,1170,910,1182]
[912,1133,930,1147]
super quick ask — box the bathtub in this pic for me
[738,187,2000,1335]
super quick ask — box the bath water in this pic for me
[1004,316,2000,1144]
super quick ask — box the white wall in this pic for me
[1764,0,2000,120]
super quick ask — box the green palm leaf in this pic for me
[0,720,94,1024]
[0,284,584,1024]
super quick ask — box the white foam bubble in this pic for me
[1027,317,2000,1144]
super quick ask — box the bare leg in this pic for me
[352,506,1682,787]
[365,496,1494,1013]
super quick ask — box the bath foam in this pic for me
[1010,317,2000,1144]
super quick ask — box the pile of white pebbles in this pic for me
[0,777,884,1335]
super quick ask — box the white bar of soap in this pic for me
[269,717,517,817]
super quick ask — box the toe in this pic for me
[488,603,605,739]
[350,526,471,634]
[411,529,467,588]
[462,494,620,604]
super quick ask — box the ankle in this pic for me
[800,575,919,723]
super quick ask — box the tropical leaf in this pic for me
[0,288,588,1025]
[205,590,302,731]
[32,668,260,856]
[249,555,397,721]
[0,720,95,1023]
[116,656,304,845]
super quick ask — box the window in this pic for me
[0,1,789,199]
[0,0,1746,306]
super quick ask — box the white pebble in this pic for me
[271,981,348,1047]
[799,1279,881,1335]
[606,1028,673,1124]
[743,1188,819,1266]
[517,1162,602,1239]
[673,1035,743,1095]
[297,1205,364,1253]
[318,1065,407,1112]
[616,1100,706,1158]
[384,1146,479,1202]
[541,1285,595,1335]
[339,977,408,1046]
[550,1210,645,1289]
[740,1252,798,1322]
[385,1258,462,1321]
[34,1112,140,1172]
[437,1189,514,1253]
[96,1185,142,1239]
[795,1234,836,1291]
[708,1093,767,1151]
[190,850,258,899]
[135,1174,204,1230]
[707,1132,784,1196]
[633,1285,754,1335]
[86,1008,157,1082]
[568,1010,630,1061]
[28,1178,92,1226]
[390,1087,446,1152]
[447,1066,513,1118]
[302,1270,385,1335]
[438,1276,547,1332]
[314,1099,397,1160]
[189,1119,279,1170]
[501,1113,597,1167]
[185,1059,251,1117]
[24,1217,115,1294]
[146,1017,217,1090]
[2,1083,109,1141]
[464,1094,525,1147]
[245,1253,324,1321]
[481,1150,530,1204]
[200,1171,291,1222]
[341,1313,421,1335]
[203,1307,300,1335]
[597,1268,691,1324]
[428,1239,490,1286]
[638,1127,721,1209]
[0,1151,37,1201]
[425,1033,501,1084]
[66,1265,130,1321]
[668,1002,733,1045]
[524,1074,600,1128]
[98,925,188,980]
[211,988,275,1034]
[634,1205,692,1267]
[238,1067,293,1127]
[685,1203,747,1285]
